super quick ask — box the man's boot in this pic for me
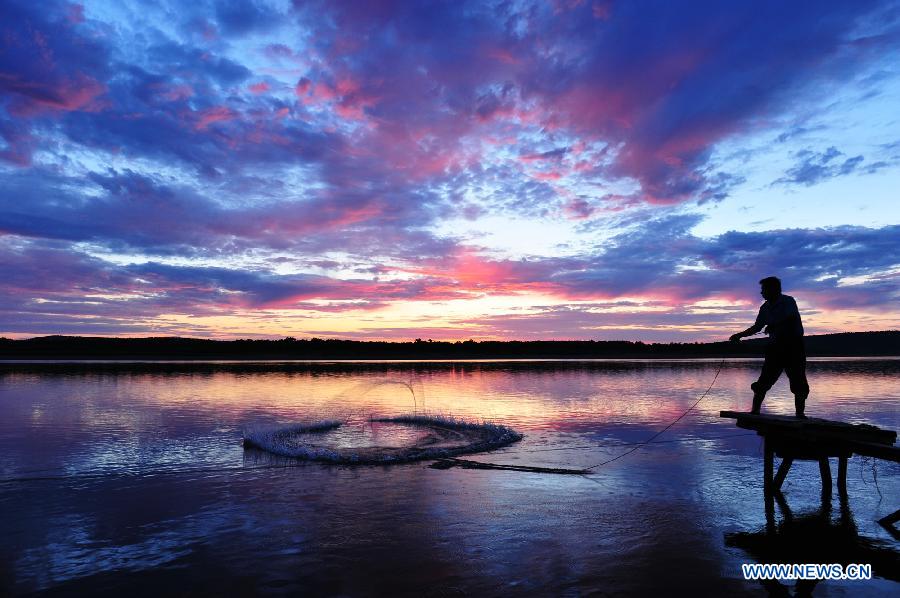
[795,393,808,419]
[751,392,764,415]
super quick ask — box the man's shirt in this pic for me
[754,294,804,341]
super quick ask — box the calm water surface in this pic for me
[1,359,898,596]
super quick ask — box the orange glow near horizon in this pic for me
[3,295,895,342]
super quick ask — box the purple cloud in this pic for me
[2,217,896,339]
[774,147,866,186]
[1,0,898,339]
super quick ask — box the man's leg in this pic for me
[750,386,765,414]
[751,348,782,414]
[786,344,809,418]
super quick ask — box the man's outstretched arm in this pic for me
[730,319,764,342]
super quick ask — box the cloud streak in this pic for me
[0,0,898,339]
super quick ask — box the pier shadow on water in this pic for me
[726,491,899,596]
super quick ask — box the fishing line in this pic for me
[859,454,883,502]
[424,358,732,476]
[583,358,727,471]
[0,432,754,484]
[1,360,732,482]
[510,431,756,454]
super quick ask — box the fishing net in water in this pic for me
[242,416,522,464]
[242,379,522,464]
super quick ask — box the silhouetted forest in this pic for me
[0,331,897,360]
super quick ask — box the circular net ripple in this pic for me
[242,416,522,464]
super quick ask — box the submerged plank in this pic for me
[429,458,590,474]
[844,439,900,462]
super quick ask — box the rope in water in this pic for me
[583,358,727,471]
[512,430,756,454]
[433,358,729,474]
[0,360,731,482]
[0,430,753,484]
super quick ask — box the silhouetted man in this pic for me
[730,276,809,418]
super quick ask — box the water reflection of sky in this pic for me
[0,359,898,595]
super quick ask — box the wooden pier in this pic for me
[720,411,900,530]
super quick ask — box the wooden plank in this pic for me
[805,421,896,444]
[844,439,900,463]
[721,411,806,427]
[720,411,897,444]
[770,437,852,461]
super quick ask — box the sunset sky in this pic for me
[1,0,898,341]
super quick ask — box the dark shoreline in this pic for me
[0,331,897,361]
[3,358,900,377]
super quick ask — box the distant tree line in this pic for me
[0,331,897,360]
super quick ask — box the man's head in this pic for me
[759,276,782,301]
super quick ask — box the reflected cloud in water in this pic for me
[0,359,897,594]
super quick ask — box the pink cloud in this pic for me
[591,1,613,20]
[156,83,194,102]
[4,73,107,116]
[66,3,85,24]
[485,46,520,65]
[294,77,312,98]
[532,170,563,181]
[194,106,237,130]
[563,197,595,220]
[265,44,294,59]
[199,20,217,40]
[552,0,586,14]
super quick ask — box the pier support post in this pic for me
[837,455,848,496]
[774,457,793,491]
[819,457,832,498]
[878,508,900,541]
[879,509,900,527]
[764,438,774,495]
